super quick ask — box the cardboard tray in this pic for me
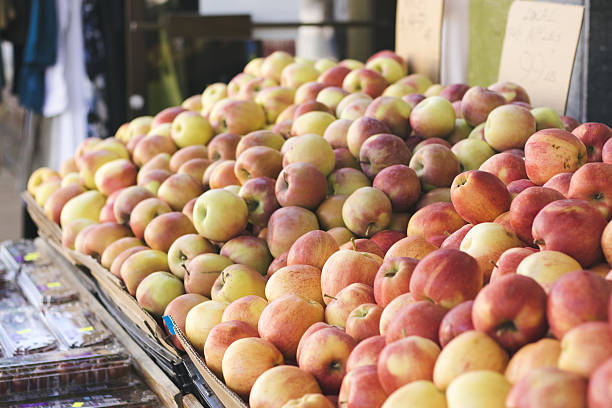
[166,316,249,408]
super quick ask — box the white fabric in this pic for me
[41,0,88,171]
[441,0,470,85]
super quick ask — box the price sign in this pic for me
[395,0,445,82]
[498,1,584,114]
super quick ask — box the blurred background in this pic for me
[0,0,609,239]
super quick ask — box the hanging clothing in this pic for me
[2,0,32,95]
[17,0,57,113]
[41,0,88,171]
[81,0,108,139]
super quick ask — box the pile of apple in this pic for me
[26,48,612,408]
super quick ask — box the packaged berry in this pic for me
[18,264,79,307]
[44,303,112,348]
[0,346,132,402]
[0,306,58,356]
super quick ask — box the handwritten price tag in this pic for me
[395,0,445,82]
[498,1,584,114]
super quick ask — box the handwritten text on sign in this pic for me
[498,1,584,114]
[396,0,444,82]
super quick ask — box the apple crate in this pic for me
[165,316,248,408]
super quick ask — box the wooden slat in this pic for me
[22,192,62,245]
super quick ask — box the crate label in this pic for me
[46,282,61,288]
[498,1,584,114]
[163,315,176,335]
[395,0,445,82]
[72,402,84,407]
[24,252,40,262]
[17,328,32,335]
[78,326,94,332]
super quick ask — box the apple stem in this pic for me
[495,320,517,336]
[350,237,357,251]
[323,294,337,301]
[329,361,342,371]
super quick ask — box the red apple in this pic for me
[370,230,406,255]
[275,162,327,209]
[298,326,357,394]
[318,65,351,88]
[287,230,339,270]
[543,172,572,196]
[266,206,319,257]
[377,336,440,394]
[342,68,387,98]
[490,247,538,282]
[558,321,612,377]
[461,86,505,127]
[438,300,474,347]
[373,256,417,307]
[532,199,606,267]
[359,133,412,179]
[339,238,384,258]
[239,176,279,227]
[143,212,197,253]
[488,81,530,103]
[450,170,511,224]
[346,116,391,158]
[129,197,172,239]
[604,138,612,163]
[479,152,527,186]
[342,187,392,237]
[547,270,612,339]
[346,335,386,372]
[258,294,325,360]
[472,274,547,352]
[407,202,467,247]
[572,122,612,162]
[409,144,461,191]
[507,179,537,199]
[440,224,473,250]
[364,96,412,139]
[346,303,383,341]
[235,146,283,184]
[509,186,565,243]
[385,301,447,345]
[524,128,587,185]
[507,367,587,408]
[588,357,612,408]
[385,235,437,260]
[207,132,240,161]
[324,283,375,328]
[410,248,482,309]
[338,365,387,408]
[203,320,259,376]
[321,249,382,304]
[568,162,612,219]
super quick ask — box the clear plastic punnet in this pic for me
[0,346,132,402]
[44,303,113,348]
[18,264,79,307]
[2,384,161,407]
[0,306,59,356]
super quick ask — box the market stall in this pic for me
[6,0,612,407]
